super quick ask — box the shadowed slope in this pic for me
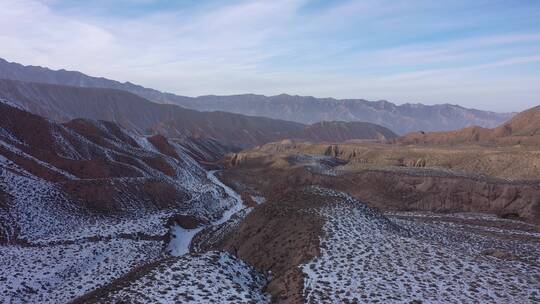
[0,78,397,147]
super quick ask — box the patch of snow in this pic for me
[132,135,159,153]
[0,98,27,111]
[206,170,244,225]
[0,140,77,180]
[167,225,203,256]
[0,127,24,146]
[50,126,83,160]
[251,195,266,205]
[105,251,270,303]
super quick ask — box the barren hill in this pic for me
[398,104,540,145]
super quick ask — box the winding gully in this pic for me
[167,170,245,256]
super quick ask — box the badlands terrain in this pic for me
[0,58,539,303]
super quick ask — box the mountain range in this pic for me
[0,58,512,135]
[171,94,513,134]
[0,78,396,147]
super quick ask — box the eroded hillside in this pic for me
[0,100,249,302]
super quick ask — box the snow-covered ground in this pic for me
[301,187,540,303]
[102,251,270,303]
[2,100,539,303]
[251,195,266,205]
[0,100,271,303]
[0,239,163,303]
[0,170,250,303]
[0,168,250,303]
[33,210,174,244]
[206,170,245,225]
[0,121,252,303]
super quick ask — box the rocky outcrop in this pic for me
[407,158,427,167]
[202,189,325,303]
[232,140,540,180]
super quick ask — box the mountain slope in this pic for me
[190,160,540,302]
[398,104,540,145]
[0,99,239,243]
[303,121,397,142]
[495,105,540,137]
[0,79,396,147]
[0,99,255,302]
[0,58,512,134]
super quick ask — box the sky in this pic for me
[1,0,539,112]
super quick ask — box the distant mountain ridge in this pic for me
[398,105,540,146]
[172,94,514,135]
[0,79,396,147]
[0,58,512,134]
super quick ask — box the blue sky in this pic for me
[1,0,539,112]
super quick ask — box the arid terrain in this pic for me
[1,57,539,303]
[236,140,540,180]
[211,139,540,302]
[398,104,540,146]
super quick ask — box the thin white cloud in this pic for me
[365,33,540,66]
